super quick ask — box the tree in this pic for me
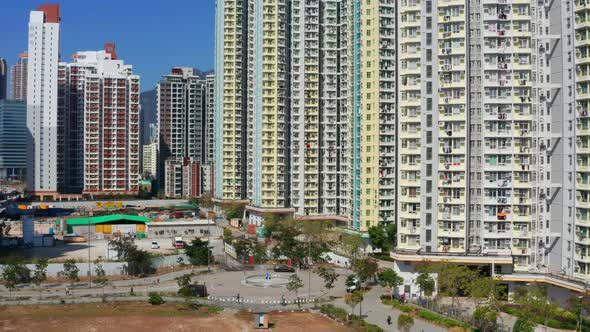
[93,261,108,296]
[125,248,155,277]
[31,259,48,299]
[397,314,414,332]
[377,268,404,299]
[148,292,164,305]
[340,233,363,261]
[176,273,192,296]
[184,238,210,266]
[286,274,304,308]
[385,223,397,248]
[472,306,498,332]
[344,290,364,319]
[108,237,137,260]
[353,257,379,287]
[415,272,435,298]
[315,267,339,293]
[58,259,80,285]
[567,293,590,332]
[513,285,557,332]
[1,261,30,298]
[223,228,233,244]
[432,264,478,311]
[513,317,535,332]
[368,225,389,252]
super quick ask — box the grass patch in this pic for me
[0,302,223,320]
[380,295,471,330]
[319,304,383,332]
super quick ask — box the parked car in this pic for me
[274,265,295,273]
[346,277,361,293]
[151,241,160,249]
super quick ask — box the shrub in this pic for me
[320,304,348,322]
[148,292,164,305]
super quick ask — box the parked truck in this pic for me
[172,236,184,249]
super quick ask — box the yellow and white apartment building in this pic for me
[215,0,590,285]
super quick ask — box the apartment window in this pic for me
[426,230,432,242]
[426,131,432,143]
[426,164,432,176]
[426,64,432,77]
[427,114,432,126]
[425,213,432,226]
[426,1,432,13]
[426,99,432,112]
[426,180,432,192]
[426,82,432,94]
[427,148,432,160]
[426,33,432,46]
[426,197,432,209]
[426,17,432,29]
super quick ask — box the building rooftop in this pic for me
[67,214,150,225]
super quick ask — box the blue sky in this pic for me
[0,0,215,91]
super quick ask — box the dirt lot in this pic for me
[0,302,352,332]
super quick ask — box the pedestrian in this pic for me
[65,286,69,296]
[130,286,134,295]
[387,315,392,325]
[237,293,240,302]
[281,295,285,306]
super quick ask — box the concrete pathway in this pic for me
[331,285,446,332]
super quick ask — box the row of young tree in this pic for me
[1,258,108,298]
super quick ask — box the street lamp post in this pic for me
[207,213,211,272]
[88,220,92,288]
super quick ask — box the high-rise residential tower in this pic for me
[157,67,206,196]
[10,53,28,102]
[26,4,61,198]
[57,46,140,195]
[205,74,215,165]
[214,0,249,202]
[346,0,397,231]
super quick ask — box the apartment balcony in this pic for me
[439,145,467,156]
[483,229,512,239]
[575,254,590,264]
[577,176,590,190]
[577,197,590,209]
[513,111,534,121]
[437,244,465,254]
[400,146,421,155]
[399,177,421,188]
[399,98,421,108]
[400,161,421,171]
[512,247,530,256]
[513,179,532,189]
[578,123,590,136]
[484,195,512,205]
[576,0,590,11]
[576,234,590,245]
[400,194,420,204]
[399,225,420,236]
[512,213,533,222]
[439,111,466,122]
[439,161,466,172]
[439,195,466,205]
[512,229,532,238]
[438,228,466,238]
[399,210,420,220]
[511,12,531,21]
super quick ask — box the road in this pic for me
[0,267,447,331]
